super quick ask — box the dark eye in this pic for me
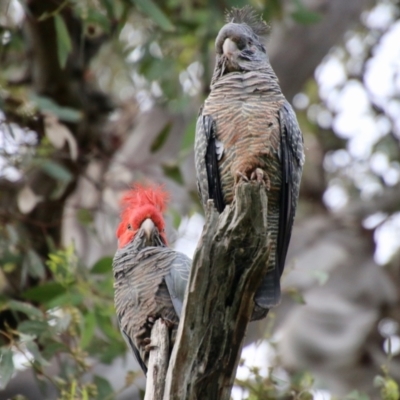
[237,38,247,50]
[127,224,132,230]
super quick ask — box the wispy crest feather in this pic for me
[120,184,169,215]
[225,6,270,39]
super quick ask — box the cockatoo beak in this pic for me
[223,38,238,57]
[141,218,155,241]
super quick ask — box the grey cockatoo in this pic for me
[194,7,304,320]
[113,184,190,374]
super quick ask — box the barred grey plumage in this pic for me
[195,7,304,320]
[113,186,191,374]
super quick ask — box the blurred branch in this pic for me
[269,0,375,100]
[163,183,270,400]
[342,183,400,220]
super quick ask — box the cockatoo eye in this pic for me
[127,224,132,230]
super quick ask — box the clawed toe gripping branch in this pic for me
[145,182,270,400]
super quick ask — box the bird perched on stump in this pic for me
[195,7,304,320]
[113,184,191,374]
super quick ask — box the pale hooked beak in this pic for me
[141,218,155,240]
[223,38,238,57]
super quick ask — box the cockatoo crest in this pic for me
[225,6,270,39]
[116,184,169,248]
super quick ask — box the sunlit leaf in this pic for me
[0,348,14,389]
[131,0,175,31]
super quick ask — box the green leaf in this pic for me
[38,160,73,183]
[23,282,66,303]
[169,208,182,230]
[85,10,111,32]
[311,270,329,286]
[94,375,113,400]
[41,341,65,359]
[344,391,370,400]
[7,300,43,319]
[46,292,84,309]
[150,122,172,153]
[181,117,196,152]
[285,287,306,305]
[26,340,50,366]
[30,94,82,122]
[25,250,46,279]
[77,209,94,226]
[131,0,175,31]
[54,14,72,68]
[82,388,89,400]
[162,164,183,185]
[6,224,19,245]
[91,257,113,274]
[97,340,126,364]
[18,320,49,337]
[96,311,121,341]
[0,348,14,389]
[100,0,115,19]
[291,0,321,24]
[81,312,96,349]
[374,375,385,388]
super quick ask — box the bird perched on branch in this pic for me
[195,7,304,320]
[113,184,191,374]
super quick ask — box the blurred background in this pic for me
[0,0,400,399]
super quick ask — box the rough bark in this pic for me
[144,320,170,400]
[162,182,270,400]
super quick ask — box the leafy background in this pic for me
[0,0,400,399]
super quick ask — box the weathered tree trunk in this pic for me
[152,182,270,400]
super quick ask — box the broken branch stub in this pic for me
[144,319,170,400]
[163,182,270,400]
